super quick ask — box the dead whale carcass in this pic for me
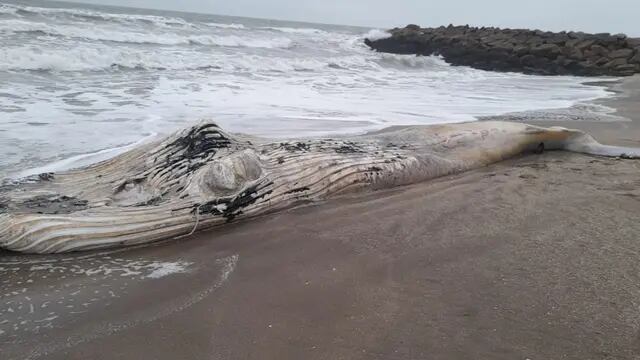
[0,121,637,254]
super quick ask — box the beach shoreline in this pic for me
[480,74,640,146]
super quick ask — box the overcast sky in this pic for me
[68,0,639,36]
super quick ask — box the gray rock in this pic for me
[565,39,580,48]
[530,43,561,58]
[365,24,639,76]
[615,64,640,75]
[583,49,598,60]
[520,54,537,66]
[590,44,608,56]
[567,47,584,60]
[626,38,640,47]
[594,32,613,41]
[608,48,634,59]
[526,37,543,46]
[604,58,629,68]
[514,46,529,56]
[615,64,639,71]
[567,31,585,39]
[575,40,596,50]
[486,40,513,51]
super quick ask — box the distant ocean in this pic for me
[0,0,614,177]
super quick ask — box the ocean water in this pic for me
[0,0,614,178]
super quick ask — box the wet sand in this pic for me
[534,76,640,147]
[488,75,640,147]
[2,77,640,359]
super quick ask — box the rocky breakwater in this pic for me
[365,25,640,76]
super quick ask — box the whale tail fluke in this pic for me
[563,131,640,159]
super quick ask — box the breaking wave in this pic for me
[364,29,392,41]
[262,26,328,35]
[0,46,161,72]
[0,45,382,72]
[0,4,18,15]
[1,19,292,48]
[1,3,191,28]
[0,40,452,73]
[204,22,246,29]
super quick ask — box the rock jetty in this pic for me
[365,25,640,76]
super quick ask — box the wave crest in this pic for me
[262,26,328,35]
[1,20,292,48]
[377,53,450,69]
[2,3,192,29]
[204,22,246,29]
[0,45,379,73]
[0,4,18,15]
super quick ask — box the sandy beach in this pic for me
[2,76,640,359]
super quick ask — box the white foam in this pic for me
[0,4,17,15]
[0,44,315,72]
[364,29,392,41]
[145,262,191,279]
[0,46,114,72]
[0,19,292,48]
[1,3,191,28]
[10,133,157,179]
[205,22,245,29]
[0,45,218,71]
[377,52,450,69]
[21,258,193,279]
[188,34,292,48]
[262,26,328,35]
[0,42,368,73]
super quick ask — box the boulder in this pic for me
[530,43,561,58]
[567,48,584,60]
[567,31,585,39]
[604,58,629,69]
[513,45,529,56]
[615,64,640,75]
[626,38,640,47]
[520,54,537,66]
[593,33,613,42]
[608,48,634,59]
[486,39,515,51]
[590,44,608,56]
[615,64,639,71]
[575,39,596,50]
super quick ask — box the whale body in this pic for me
[1,121,638,254]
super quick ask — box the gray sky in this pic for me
[69,0,640,36]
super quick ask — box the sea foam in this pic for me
[1,19,292,48]
[364,29,392,41]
